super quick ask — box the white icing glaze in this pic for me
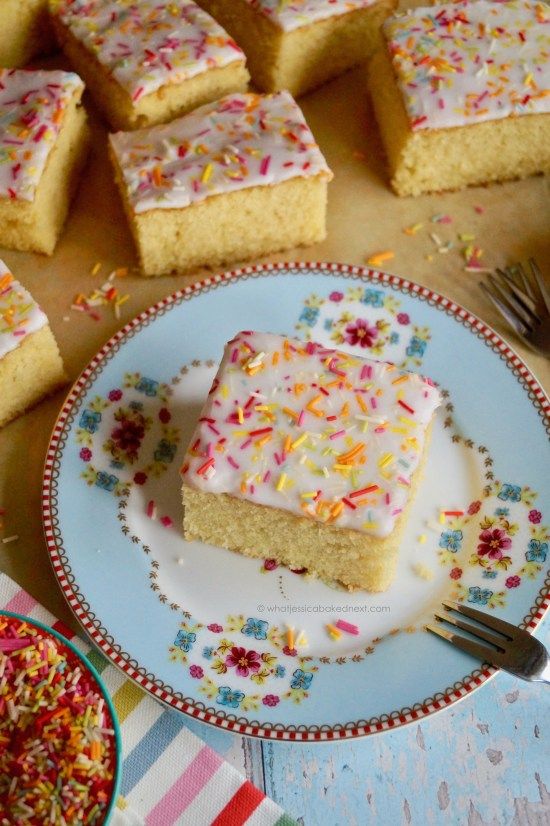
[52,0,246,101]
[0,69,84,203]
[109,90,332,213]
[383,0,550,130]
[181,331,441,538]
[244,0,376,32]
[0,260,48,359]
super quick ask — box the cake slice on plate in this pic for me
[0,260,66,428]
[368,0,550,196]
[181,331,441,592]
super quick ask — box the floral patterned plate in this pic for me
[43,263,550,741]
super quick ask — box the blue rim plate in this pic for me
[42,262,550,741]
[0,609,122,821]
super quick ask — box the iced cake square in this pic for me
[181,331,441,592]
[0,260,66,428]
[109,91,333,276]
[368,0,550,196]
[50,0,250,130]
[195,0,397,96]
[0,69,90,255]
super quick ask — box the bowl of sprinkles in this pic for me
[0,611,121,824]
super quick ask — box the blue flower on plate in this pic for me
[494,507,510,517]
[439,530,463,552]
[174,630,196,652]
[389,332,399,344]
[136,377,159,397]
[498,484,521,502]
[291,669,313,690]
[202,646,214,660]
[526,539,548,563]
[324,318,333,331]
[299,307,319,327]
[95,471,118,492]
[216,686,245,708]
[154,439,177,463]
[110,460,124,470]
[274,665,286,678]
[482,570,498,579]
[362,288,384,308]
[406,336,427,358]
[241,618,268,640]
[79,409,101,434]
[468,586,493,606]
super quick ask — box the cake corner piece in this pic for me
[0,260,67,429]
[181,331,441,592]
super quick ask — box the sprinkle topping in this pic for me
[110,91,332,213]
[383,0,550,130]
[0,260,47,360]
[0,615,117,823]
[52,0,246,100]
[244,0,376,31]
[181,331,441,538]
[0,69,84,202]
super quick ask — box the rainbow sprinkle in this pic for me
[0,615,117,823]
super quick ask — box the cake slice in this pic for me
[0,260,66,428]
[109,91,333,276]
[0,69,90,255]
[181,331,441,592]
[50,0,250,131]
[368,0,550,196]
[195,0,397,97]
[0,0,57,69]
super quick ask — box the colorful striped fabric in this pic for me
[0,573,295,826]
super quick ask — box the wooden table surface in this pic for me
[1,56,549,825]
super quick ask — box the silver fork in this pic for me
[427,600,550,683]
[479,259,550,357]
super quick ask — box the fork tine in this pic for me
[441,600,516,639]
[480,282,530,336]
[505,263,537,302]
[434,610,507,650]
[529,258,550,314]
[496,269,541,320]
[426,624,499,666]
[488,275,537,328]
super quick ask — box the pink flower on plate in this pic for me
[262,694,280,707]
[528,510,542,524]
[344,319,378,348]
[329,291,344,303]
[477,528,512,560]
[264,559,278,571]
[225,646,261,677]
[450,567,462,580]
[159,407,171,424]
[133,471,147,485]
[189,665,203,679]
[207,623,223,633]
[282,646,297,657]
[397,312,410,325]
[505,576,521,589]
[108,389,123,402]
[79,447,92,462]
[468,501,482,515]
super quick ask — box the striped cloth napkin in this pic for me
[0,573,295,826]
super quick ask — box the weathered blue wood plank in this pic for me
[262,628,550,826]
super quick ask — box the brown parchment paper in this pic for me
[0,62,548,629]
